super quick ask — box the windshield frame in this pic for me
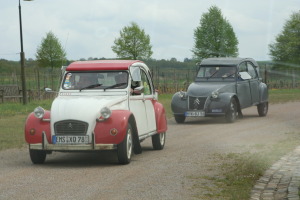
[195,65,237,82]
[61,71,129,91]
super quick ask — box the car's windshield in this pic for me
[196,66,236,79]
[62,71,128,90]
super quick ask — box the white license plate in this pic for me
[52,135,89,144]
[185,111,205,117]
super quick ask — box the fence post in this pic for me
[264,64,268,84]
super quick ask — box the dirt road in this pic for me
[0,102,300,200]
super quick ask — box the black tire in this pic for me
[117,124,133,165]
[257,102,268,117]
[225,98,237,123]
[29,149,46,164]
[152,132,166,150]
[174,114,185,123]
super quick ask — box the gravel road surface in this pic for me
[0,102,300,200]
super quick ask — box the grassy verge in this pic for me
[268,88,300,104]
[192,132,300,199]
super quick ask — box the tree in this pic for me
[192,6,239,60]
[269,11,300,69]
[36,31,67,69]
[112,22,153,60]
[36,31,66,89]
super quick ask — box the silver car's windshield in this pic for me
[196,66,236,79]
[62,71,128,90]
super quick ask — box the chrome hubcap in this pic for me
[127,129,132,159]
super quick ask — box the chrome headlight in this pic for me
[100,107,112,119]
[178,91,187,99]
[211,91,219,99]
[34,106,45,119]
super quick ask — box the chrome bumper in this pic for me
[29,132,117,151]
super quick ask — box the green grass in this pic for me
[0,115,28,151]
[0,99,53,117]
[269,88,300,103]
[158,93,173,119]
[192,132,300,199]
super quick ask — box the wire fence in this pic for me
[0,66,300,102]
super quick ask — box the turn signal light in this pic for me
[29,128,36,135]
[110,128,118,136]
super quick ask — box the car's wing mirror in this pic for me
[133,86,144,95]
[239,72,252,80]
[45,88,57,93]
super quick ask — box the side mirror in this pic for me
[133,86,144,95]
[45,88,52,92]
[44,88,57,93]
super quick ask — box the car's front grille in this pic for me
[188,96,207,110]
[54,120,88,135]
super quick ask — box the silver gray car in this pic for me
[171,57,269,123]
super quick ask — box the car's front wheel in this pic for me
[152,132,166,150]
[174,114,186,123]
[29,149,46,164]
[117,124,133,165]
[225,98,237,123]
[257,102,268,117]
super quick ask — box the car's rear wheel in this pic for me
[257,102,268,116]
[174,114,185,123]
[29,149,46,164]
[117,124,133,165]
[225,98,237,123]
[152,132,166,150]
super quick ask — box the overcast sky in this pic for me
[1,0,299,62]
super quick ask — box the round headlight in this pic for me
[211,91,219,99]
[100,107,112,119]
[34,106,45,119]
[178,91,187,99]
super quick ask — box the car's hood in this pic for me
[50,95,127,135]
[187,82,228,97]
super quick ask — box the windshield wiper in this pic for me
[103,82,127,91]
[223,72,236,79]
[79,84,102,92]
[207,71,218,80]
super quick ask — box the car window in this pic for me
[238,62,247,72]
[141,70,152,95]
[196,66,236,79]
[247,62,258,79]
[62,71,128,90]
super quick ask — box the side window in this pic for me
[238,62,247,73]
[141,70,152,95]
[247,62,258,79]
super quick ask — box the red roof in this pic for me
[66,60,144,71]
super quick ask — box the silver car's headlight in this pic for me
[178,91,187,99]
[211,91,219,99]
[100,107,112,119]
[34,106,45,119]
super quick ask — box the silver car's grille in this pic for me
[188,96,207,110]
[54,120,88,135]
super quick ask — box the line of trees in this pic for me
[2,6,300,72]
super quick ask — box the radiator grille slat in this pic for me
[54,120,88,135]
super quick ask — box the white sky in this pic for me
[1,0,299,62]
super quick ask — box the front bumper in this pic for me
[29,132,117,151]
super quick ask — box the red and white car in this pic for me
[25,60,167,164]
